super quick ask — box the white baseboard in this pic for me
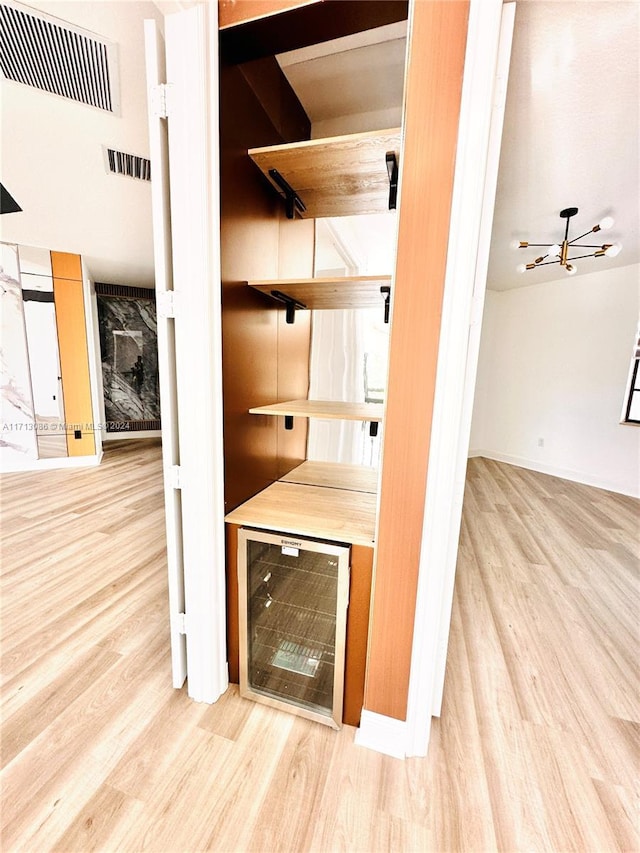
[469,450,639,499]
[354,710,408,759]
[1,452,103,474]
[103,430,162,441]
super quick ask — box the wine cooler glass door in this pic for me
[238,528,350,729]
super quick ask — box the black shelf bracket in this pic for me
[380,285,391,324]
[270,290,307,324]
[369,422,379,438]
[268,168,307,219]
[386,152,398,210]
[284,415,294,430]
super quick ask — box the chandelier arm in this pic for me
[527,259,562,267]
[566,252,604,261]
[568,243,607,249]
[519,242,554,248]
[568,228,597,244]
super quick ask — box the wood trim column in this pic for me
[51,252,96,457]
[364,0,469,721]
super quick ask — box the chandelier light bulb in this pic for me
[604,243,622,257]
[548,244,561,257]
[598,216,614,231]
[510,239,523,250]
[565,263,577,276]
[516,263,527,274]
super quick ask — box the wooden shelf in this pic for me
[224,481,376,547]
[248,274,392,312]
[280,461,378,494]
[248,128,401,219]
[249,399,383,422]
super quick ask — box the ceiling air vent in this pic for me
[0,1,119,112]
[104,147,151,182]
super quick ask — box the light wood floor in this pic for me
[1,446,638,852]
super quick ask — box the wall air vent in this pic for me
[95,282,155,301]
[105,147,151,182]
[0,1,119,113]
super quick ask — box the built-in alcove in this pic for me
[149,0,471,734]
[222,15,409,726]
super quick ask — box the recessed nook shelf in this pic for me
[248,128,402,218]
[248,275,392,312]
[224,481,376,547]
[248,399,384,423]
[280,461,378,494]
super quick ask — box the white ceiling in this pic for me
[1,2,637,293]
[488,0,639,291]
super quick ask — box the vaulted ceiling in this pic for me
[487,0,639,291]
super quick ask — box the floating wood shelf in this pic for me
[224,481,376,547]
[248,128,401,219]
[248,275,392,312]
[249,399,384,422]
[280,461,378,494]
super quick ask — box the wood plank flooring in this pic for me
[1,446,638,851]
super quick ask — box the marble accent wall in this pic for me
[0,243,38,464]
[96,289,160,430]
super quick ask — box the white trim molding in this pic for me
[404,0,515,758]
[1,452,103,474]
[470,450,640,500]
[354,711,408,759]
[164,2,228,704]
[103,430,162,441]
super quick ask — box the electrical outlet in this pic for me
[537,437,544,448]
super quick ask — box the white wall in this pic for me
[470,262,640,497]
[1,1,163,287]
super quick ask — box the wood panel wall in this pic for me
[220,57,312,514]
[51,252,96,457]
[219,0,320,30]
[219,0,408,64]
[364,0,470,721]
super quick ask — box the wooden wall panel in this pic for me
[51,251,82,282]
[364,0,469,721]
[219,0,408,64]
[226,523,240,683]
[51,253,96,457]
[343,543,373,727]
[220,60,312,513]
[276,217,313,478]
[219,0,321,31]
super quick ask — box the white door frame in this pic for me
[144,17,187,688]
[145,3,228,704]
[165,2,227,704]
[404,0,516,758]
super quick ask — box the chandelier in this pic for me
[513,207,621,276]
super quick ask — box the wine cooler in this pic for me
[237,528,350,729]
